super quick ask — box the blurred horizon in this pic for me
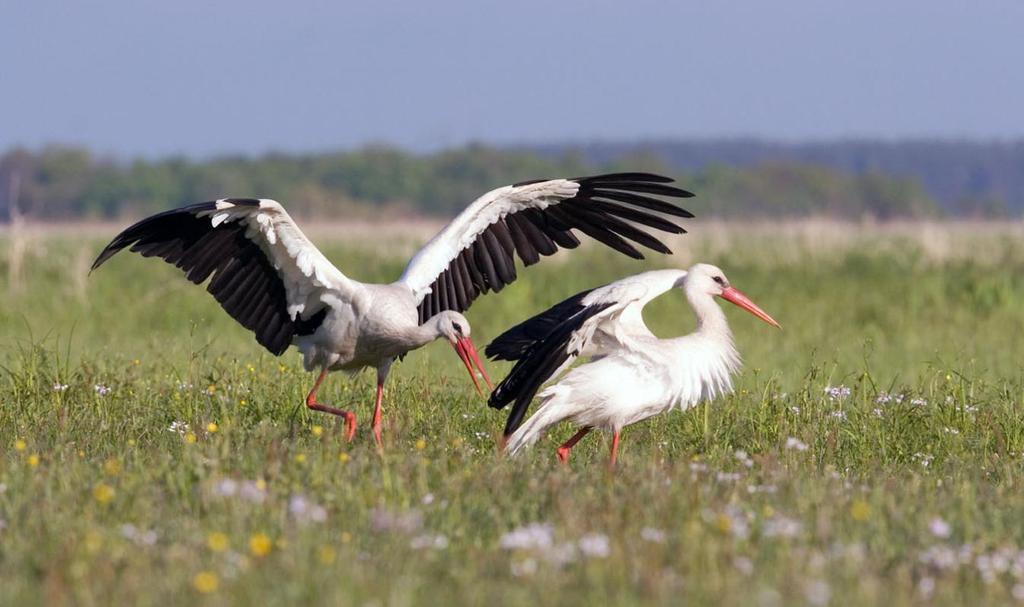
[4,1,1022,220]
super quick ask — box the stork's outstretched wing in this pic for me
[92,198,358,355]
[486,269,687,436]
[399,173,694,323]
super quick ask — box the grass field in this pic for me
[3,221,1024,605]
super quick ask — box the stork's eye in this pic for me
[712,276,725,286]
[452,322,463,334]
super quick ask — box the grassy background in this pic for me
[2,222,1024,605]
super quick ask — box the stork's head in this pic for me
[434,311,493,395]
[686,263,780,328]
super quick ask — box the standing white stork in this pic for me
[486,263,779,467]
[91,173,695,446]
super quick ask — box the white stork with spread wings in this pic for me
[92,173,694,446]
[486,264,779,467]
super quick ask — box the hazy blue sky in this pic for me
[3,1,1022,157]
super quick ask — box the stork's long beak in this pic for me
[452,337,494,396]
[719,286,781,328]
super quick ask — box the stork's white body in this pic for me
[496,265,775,462]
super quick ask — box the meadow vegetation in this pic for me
[2,221,1024,605]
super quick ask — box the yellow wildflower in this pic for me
[850,499,871,522]
[318,546,337,565]
[207,532,230,552]
[27,454,40,467]
[84,530,103,554]
[249,533,272,557]
[338,452,350,463]
[192,571,219,594]
[255,479,267,491]
[415,438,427,451]
[93,483,115,504]
[311,425,323,437]
[206,422,219,433]
[341,532,352,544]
[294,453,306,464]
[14,439,26,452]
[103,458,121,476]
[184,432,198,444]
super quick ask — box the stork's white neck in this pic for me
[401,315,448,351]
[686,288,732,340]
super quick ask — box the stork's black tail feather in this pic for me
[486,290,613,436]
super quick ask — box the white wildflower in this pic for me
[640,527,666,543]
[544,542,578,565]
[919,545,958,570]
[785,437,808,451]
[213,478,238,497]
[168,421,190,435]
[53,382,69,392]
[94,384,111,396]
[1013,583,1024,600]
[733,556,754,575]
[918,576,936,599]
[289,494,327,523]
[511,558,538,577]
[804,580,831,607]
[578,533,610,558]
[120,523,157,546]
[238,480,267,504]
[499,523,554,550]
[370,507,423,534]
[410,534,448,550]
[824,385,851,400]
[763,515,802,538]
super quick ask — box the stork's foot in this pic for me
[372,421,383,449]
[555,427,591,465]
[343,411,357,442]
[306,401,358,442]
[556,446,572,464]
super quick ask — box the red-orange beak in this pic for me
[719,286,781,329]
[452,337,494,396]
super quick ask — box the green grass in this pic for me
[3,224,1024,605]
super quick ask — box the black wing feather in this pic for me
[415,173,694,322]
[91,202,326,356]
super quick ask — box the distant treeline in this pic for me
[0,143,977,221]
[528,139,1023,217]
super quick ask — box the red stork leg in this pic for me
[305,368,357,441]
[371,381,384,448]
[556,427,592,464]
[608,430,621,471]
